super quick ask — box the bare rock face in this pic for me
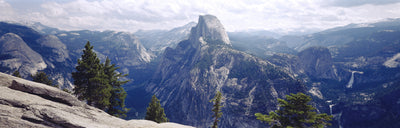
[0,72,193,128]
[189,15,231,47]
[0,33,46,77]
[36,35,69,62]
[269,46,339,81]
[298,46,338,80]
[147,15,304,128]
[101,32,154,66]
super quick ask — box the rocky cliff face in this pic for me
[146,15,304,128]
[0,33,46,77]
[298,46,338,80]
[272,20,400,127]
[268,46,339,81]
[189,15,231,47]
[0,21,156,89]
[55,30,154,68]
[99,31,153,67]
[0,72,193,128]
[35,34,76,90]
[36,35,69,63]
[55,30,155,83]
[55,30,156,88]
[267,46,345,101]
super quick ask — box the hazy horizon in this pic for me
[1,0,400,34]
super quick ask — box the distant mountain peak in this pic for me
[189,15,231,46]
[182,21,197,28]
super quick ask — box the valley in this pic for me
[0,15,399,128]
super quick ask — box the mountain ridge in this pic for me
[0,33,47,77]
[1,16,400,128]
[145,15,305,128]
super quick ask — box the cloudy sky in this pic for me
[1,0,400,34]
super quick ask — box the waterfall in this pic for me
[346,71,363,88]
[346,71,355,88]
[327,100,342,127]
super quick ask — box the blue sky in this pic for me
[1,0,400,34]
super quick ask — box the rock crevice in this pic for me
[9,80,83,107]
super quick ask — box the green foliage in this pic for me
[145,95,168,123]
[210,91,223,128]
[31,71,56,87]
[72,41,101,101]
[62,88,71,93]
[255,92,332,128]
[72,41,128,113]
[12,70,21,78]
[88,69,112,110]
[104,57,130,118]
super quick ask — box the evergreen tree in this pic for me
[89,67,112,110]
[255,92,332,128]
[31,71,55,87]
[72,41,112,110]
[210,91,223,128]
[145,95,168,123]
[12,70,21,78]
[104,57,129,118]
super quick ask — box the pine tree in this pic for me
[104,57,129,118]
[12,70,21,78]
[145,95,168,123]
[210,91,223,128]
[89,67,112,110]
[72,41,98,101]
[72,41,112,110]
[255,92,332,128]
[31,71,55,87]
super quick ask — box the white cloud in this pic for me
[0,0,16,21]
[2,0,400,34]
[324,0,400,7]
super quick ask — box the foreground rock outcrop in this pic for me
[0,72,193,128]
